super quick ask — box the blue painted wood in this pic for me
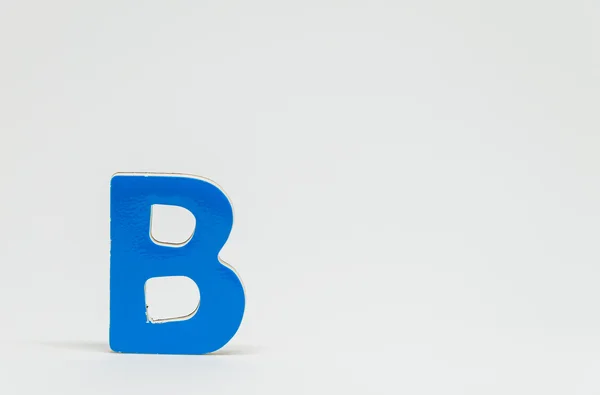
[109,173,245,355]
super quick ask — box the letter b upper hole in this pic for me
[150,204,196,247]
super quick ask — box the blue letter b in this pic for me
[109,173,245,355]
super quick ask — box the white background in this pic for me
[1,1,599,393]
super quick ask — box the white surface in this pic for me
[150,204,196,246]
[0,1,599,393]
[145,275,200,323]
